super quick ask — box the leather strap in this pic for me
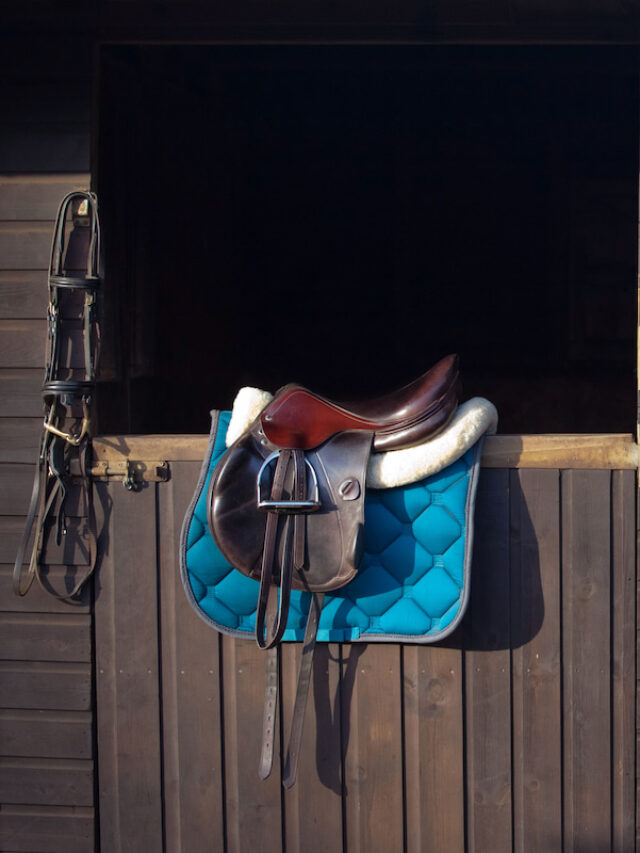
[258,591,325,786]
[259,646,279,780]
[256,449,307,649]
[14,435,98,602]
[256,450,292,649]
[13,432,50,596]
[292,450,306,572]
[283,591,324,788]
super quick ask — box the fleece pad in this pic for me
[180,411,482,643]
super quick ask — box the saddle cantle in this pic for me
[182,357,496,787]
[259,352,460,451]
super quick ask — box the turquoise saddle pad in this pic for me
[180,410,483,643]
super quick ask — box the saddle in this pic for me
[182,356,497,787]
[209,354,460,649]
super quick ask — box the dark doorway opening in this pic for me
[97,45,638,434]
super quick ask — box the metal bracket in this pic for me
[72,458,171,486]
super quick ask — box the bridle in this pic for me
[13,190,101,601]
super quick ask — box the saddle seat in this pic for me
[261,354,460,451]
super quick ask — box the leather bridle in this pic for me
[13,191,101,602]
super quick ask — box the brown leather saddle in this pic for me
[208,354,460,786]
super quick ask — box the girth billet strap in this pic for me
[259,591,325,786]
[283,590,324,788]
[13,190,101,602]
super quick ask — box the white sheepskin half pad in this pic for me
[225,387,498,489]
[225,387,273,447]
[366,397,498,488]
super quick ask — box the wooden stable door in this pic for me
[92,434,636,853]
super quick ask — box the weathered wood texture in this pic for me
[0,168,95,851]
[94,459,637,851]
[93,481,164,853]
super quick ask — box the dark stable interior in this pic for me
[97,45,638,435]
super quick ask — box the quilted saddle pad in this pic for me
[180,410,484,643]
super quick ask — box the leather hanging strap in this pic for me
[283,591,324,788]
[13,432,52,597]
[258,591,325,785]
[259,646,279,780]
[256,449,307,650]
[256,449,293,650]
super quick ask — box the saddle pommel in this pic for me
[261,354,460,451]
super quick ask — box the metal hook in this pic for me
[123,461,136,491]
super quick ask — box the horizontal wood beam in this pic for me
[481,434,637,469]
[92,433,639,470]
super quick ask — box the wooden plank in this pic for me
[510,469,562,853]
[610,469,635,853]
[0,516,91,565]
[562,469,612,851]
[0,222,52,269]
[157,461,225,852]
[0,612,91,662]
[0,805,94,853]
[0,709,92,758]
[222,635,284,853]
[0,174,89,220]
[0,319,46,367]
[0,567,91,612]
[0,757,94,806]
[93,480,164,853]
[481,433,637,470]
[0,464,41,515]
[0,464,43,514]
[0,465,87,516]
[0,370,43,417]
[92,434,213,462]
[91,433,639,470]
[0,126,91,175]
[0,417,43,462]
[342,644,404,853]
[403,645,464,853]
[465,468,512,853]
[0,270,47,318]
[0,271,85,321]
[0,318,86,369]
[0,661,91,711]
[0,567,91,614]
[282,642,343,852]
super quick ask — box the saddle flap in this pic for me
[208,425,373,592]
